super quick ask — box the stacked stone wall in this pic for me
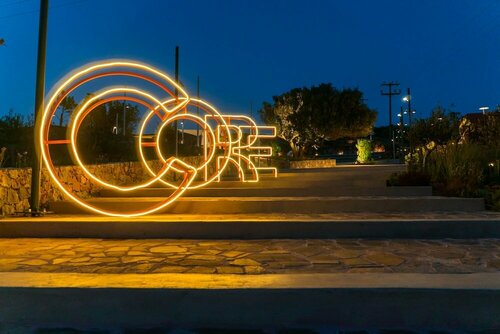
[289,159,337,169]
[0,157,205,215]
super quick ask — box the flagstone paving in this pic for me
[0,238,498,274]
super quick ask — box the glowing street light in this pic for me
[479,106,489,114]
[180,121,184,144]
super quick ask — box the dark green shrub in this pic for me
[425,143,492,197]
[356,139,372,164]
[484,186,500,211]
[387,170,431,186]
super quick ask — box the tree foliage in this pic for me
[58,94,77,126]
[459,111,500,147]
[407,106,461,168]
[76,98,141,163]
[259,83,376,158]
[0,112,33,167]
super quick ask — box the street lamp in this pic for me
[479,106,489,114]
[403,88,415,162]
[180,121,185,145]
[123,102,130,136]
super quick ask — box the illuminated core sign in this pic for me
[39,60,277,217]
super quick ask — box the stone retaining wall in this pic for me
[289,159,337,169]
[0,157,205,216]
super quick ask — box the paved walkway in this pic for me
[0,238,498,274]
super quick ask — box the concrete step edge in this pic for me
[1,272,499,290]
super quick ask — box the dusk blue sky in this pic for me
[0,0,498,126]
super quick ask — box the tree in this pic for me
[459,111,500,147]
[0,38,5,47]
[0,111,33,167]
[260,83,376,158]
[58,95,77,126]
[76,98,141,163]
[407,106,460,168]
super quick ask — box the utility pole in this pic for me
[406,87,412,126]
[399,106,404,156]
[404,87,414,159]
[174,46,179,158]
[30,0,49,216]
[196,75,200,148]
[381,82,400,160]
[122,92,127,136]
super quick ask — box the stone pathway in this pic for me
[0,238,498,274]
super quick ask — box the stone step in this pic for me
[1,272,498,332]
[2,213,499,238]
[99,186,432,197]
[49,196,485,215]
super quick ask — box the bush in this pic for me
[387,170,431,187]
[425,143,493,197]
[356,139,372,164]
[483,186,500,211]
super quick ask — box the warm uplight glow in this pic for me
[38,60,277,217]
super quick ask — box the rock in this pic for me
[0,258,24,265]
[309,255,341,265]
[245,266,265,274]
[9,170,19,179]
[107,246,130,252]
[121,256,161,263]
[53,258,73,265]
[342,257,379,267]
[332,249,364,259]
[180,259,221,266]
[188,266,216,274]
[69,257,91,263]
[129,263,155,272]
[154,266,187,273]
[187,254,220,261]
[231,258,261,266]
[1,174,9,187]
[4,205,15,215]
[366,253,405,266]
[128,251,150,256]
[487,259,500,269]
[7,189,19,203]
[10,178,20,189]
[216,266,244,274]
[222,251,246,258]
[14,202,25,213]
[19,259,47,266]
[150,246,188,253]
[261,250,289,254]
